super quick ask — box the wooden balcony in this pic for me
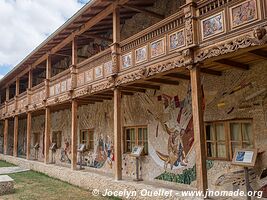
[0,0,266,119]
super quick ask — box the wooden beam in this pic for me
[72,37,78,66]
[129,83,160,90]
[121,87,146,93]
[46,56,52,79]
[113,5,120,43]
[121,4,164,19]
[114,88,122,180]
[147,78,180,85]
[13,116,19,157]
[200,68,222,76]
[26,112,32,160]
[3,119,8,155]
[32,0,129,68]
[249,49,267,59]
[121,91,134,96]
[16,78,20,96]
[28,70,32,89]
[44,107,51,164]
[164,73,190,80]
[216,59,249,70]
[80,33,112,42]
[71,100,78,170]
[190,65,208,193]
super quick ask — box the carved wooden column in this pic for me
[189,65,208,193]
[15,78,20,111]
[45,56,51,99]
[26,112,31,160]
[183,0,198,47]
[71,100,78,170]
[13,115,18,157]
[44,107,51,164]
[111,5,121,76]
[114,88,122,180]
[6,87,9,102]
[70,38,78,91]
[27,69,32,106]
[3,119,8,155]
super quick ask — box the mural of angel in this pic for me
[156,87,193,170]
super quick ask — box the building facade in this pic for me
[0,0,267,195]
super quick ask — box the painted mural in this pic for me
[231,0,257,28]
[156,160,213,184]
[135,46,147,64]
[202,12,224,39]
[150,38,165,58]
[155,86,194,170]
[84,135,114,168]
[169,30,185,50]
[122,53,132,69]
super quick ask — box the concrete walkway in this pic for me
[0,154,243,200]
[0,166,29,175]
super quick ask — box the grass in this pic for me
[0,161,119,200]
[0,160,16,167]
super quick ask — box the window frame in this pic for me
[205,119,254,161]
[123,125,148,156]
[52,131,62,149]
[79,129,94,151]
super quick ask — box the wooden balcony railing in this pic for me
[17,92,28,113]
[76,48,112,88]
[49,69,71,97]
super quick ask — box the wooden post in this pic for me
[111,5,121,75]
[190,65,208,193]
[28,70,32,89]
[26,112,32,160]
[114,88,122,180]
[72,38,78,66]
[3,119,8,155]
[16,78,20,96]
[46,56,51,79]
[44,107,51,164]
[13,115,18,157]
[71,100,78,170]
[6,87,9,102]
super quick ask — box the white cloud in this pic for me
[0,0,88,69]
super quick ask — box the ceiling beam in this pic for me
[121,4,164,19]
[80,33,112,42]
[121,87,146,93]
[215,59,249,70]
[200,68,222,76]
[249,49,267,59]
[121,91,134,96]
[32,0,130,68]
[164,73,190,80]
[146,78,180,85]
[129,83,160,90]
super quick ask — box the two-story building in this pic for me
[0,0,267,196]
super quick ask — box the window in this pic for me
[80,129,94,150]
[124,126,148,155]
[205,120,253,160]
[52,131,62,149]
[33,132,40,146]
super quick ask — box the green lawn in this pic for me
[0,161,118,200]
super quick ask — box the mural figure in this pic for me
[202,13,224,38]
[122,53,132,69]
[60,140,71,163]
[151,38,165,58]
[85,135,114,168]
[169,30,185,50]
[156,125,188,170]
[135,46,147,63]
[155,86,195,170]
[232,0,257,27]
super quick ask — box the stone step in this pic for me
[0,175,14,195]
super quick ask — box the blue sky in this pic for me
[0,0,90,79]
